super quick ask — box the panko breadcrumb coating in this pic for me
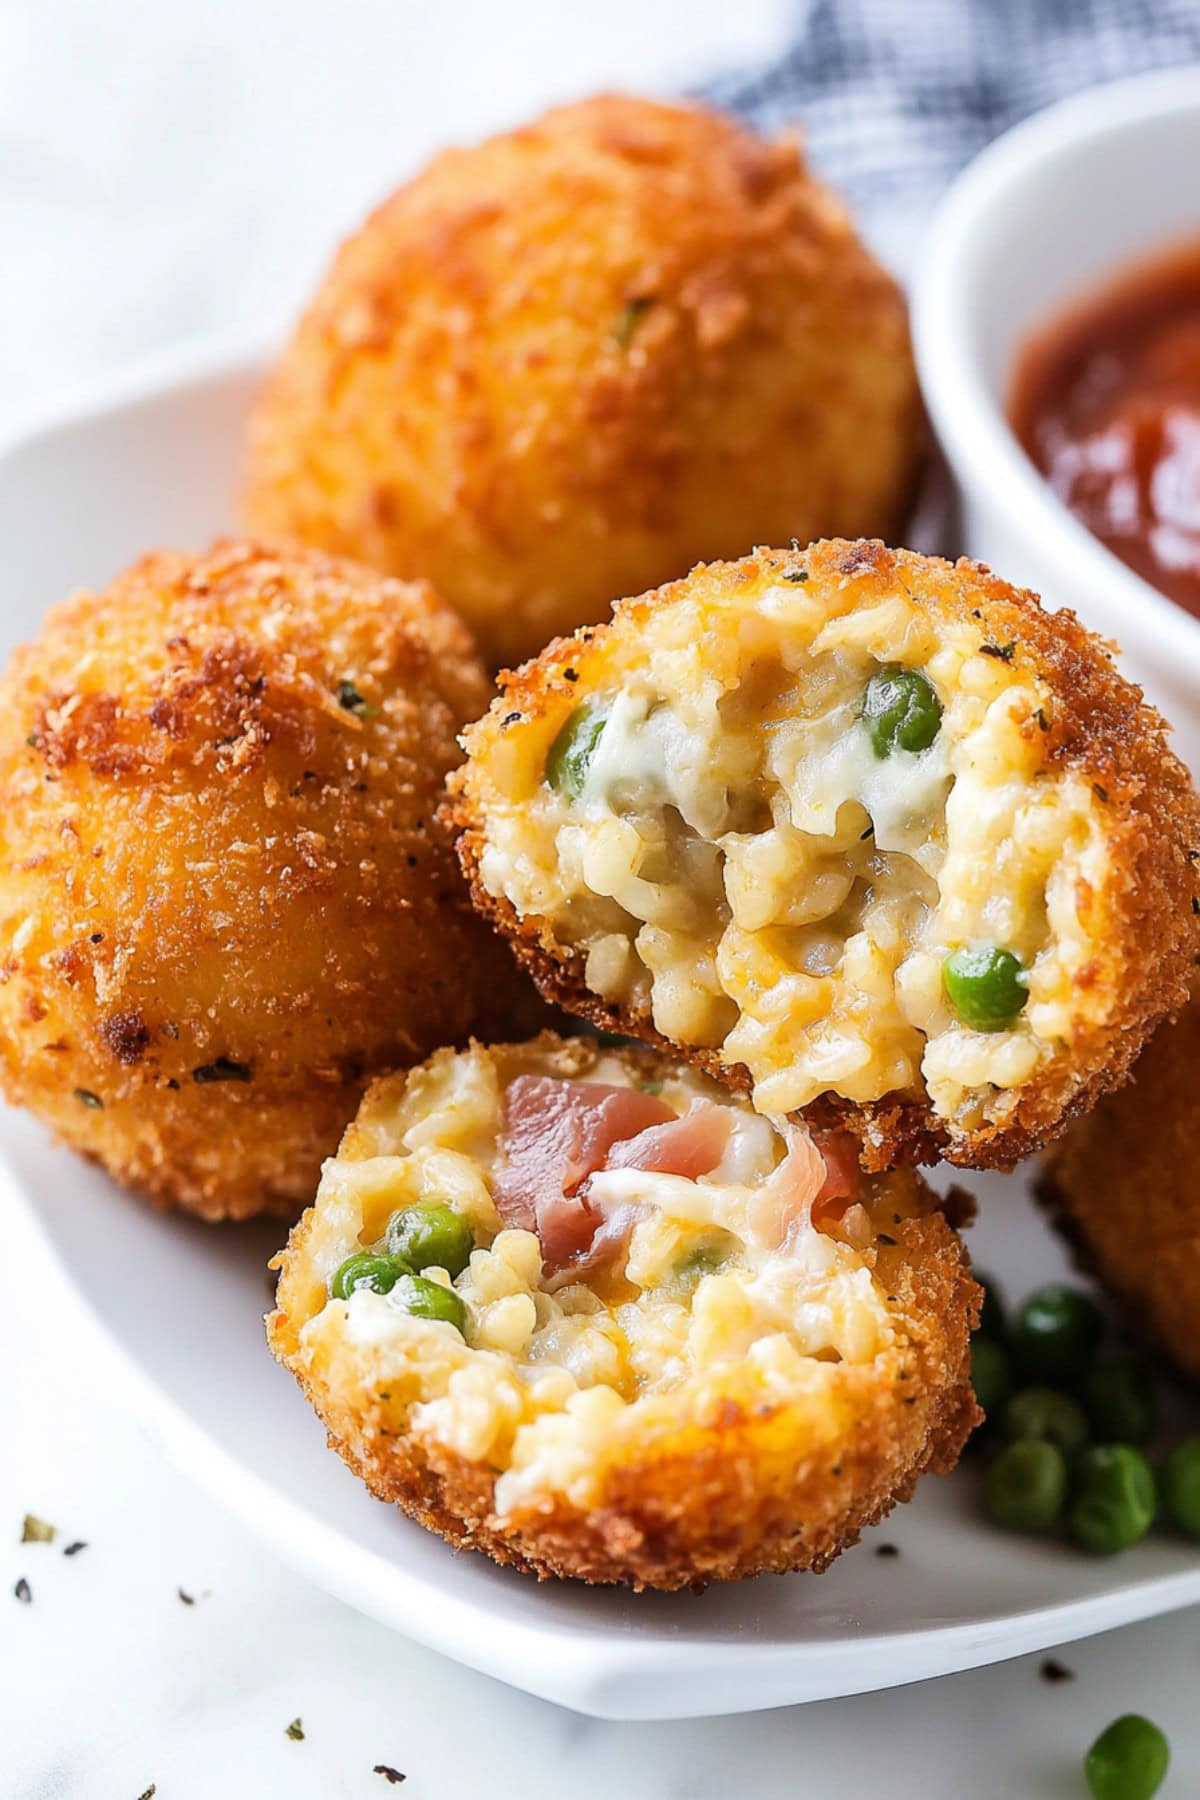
[1039,996,1200,1380]
[450,540,1200,1171]
[244,93,920,670]
[0,539,545,1220]
[269,1033,979,1590]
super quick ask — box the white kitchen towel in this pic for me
[705,0,1200,254]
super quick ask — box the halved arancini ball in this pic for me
[244,93,920,670]
[449,540,1200,1171]
[0,539,546,1220]
[1039,995,1200,1380]
[268,1032,979,1590]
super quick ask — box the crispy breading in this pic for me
[244,94,920,670]
[449,540,1200,1170]
[1039,995,1200,1380]
[0,539,546,1220]
[268,1033,980,1590]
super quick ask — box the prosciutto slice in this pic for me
[493,1077,675,1270]
[604,1102,733,1180]
[746,1125,862,1250]
[493,1077,732,1275]
[492,1073,861,1277]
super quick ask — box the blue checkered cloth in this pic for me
[703,0,1200,264]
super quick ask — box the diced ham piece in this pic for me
[493,1077,675,1272]
[493,1078,734,1277]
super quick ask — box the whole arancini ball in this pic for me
[0,539,545,1220]
[244,94,921,669]
[1040,995,1200,1380]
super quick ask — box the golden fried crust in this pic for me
[0,539,546,1220]
[1039,996,1200,1380]
[268,1035,980,1589]
[449,540,1200,1172]
[244,94,920,670]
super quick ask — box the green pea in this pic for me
[984,1438,1068,1532]
[1003,1387,1089,1455]
[974,1269,1006,1340]
[1086,1714,1170,1800]
[1068,1444,1156,1555]
[1160,1436,1200,1539]
[674,1242,730,1292]
[862,664,943,757]
[971,1336,1012,1421]
[1083,1358,1157,1447]
[330,1252,405,1300]
[545,703,608,798]
[386,1201,474,1279]
[1011,1283,1104,1383]
[392,1273,468,1335]
[943,945,1028,1031]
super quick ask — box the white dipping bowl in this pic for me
[913,68,1200,770]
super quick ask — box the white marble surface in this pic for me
[3,4,1199,1794]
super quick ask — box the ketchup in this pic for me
[1010,240,1200,618]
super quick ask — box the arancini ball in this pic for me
[1039,995,1200,1380]
[0,539,545,1220]
[269,1032,979,1589]
[244,94,921,670]
[450,540,1200,1170]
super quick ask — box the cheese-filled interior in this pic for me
[471,563,1112,1134]
[278,1040,940,1519]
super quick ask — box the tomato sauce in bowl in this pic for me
[1010,240,1200,619]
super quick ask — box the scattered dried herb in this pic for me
[136,1788,157,1800]
[876,1233,898,1246]
[74,1089,103,1109]
[1039,1657,1075,1683]
[335,679,375,718]
[980,641,1016,662]
[501,711,522,727]
[1093,783,1109,803]
[1193,897,1199,916]
[21,1514,56,1544]
[25,732,38,748]
[90,931,104,944]
[285,1718,305,1742]
[62,1541,87,1557]
[783,568,810,584]
[1034,708,1050,731]
[860,823,874,840]
[874,1543,900,1558]
[14,1577,31,1603]
[193,1058,253,1085]
[374,1767,407,1785]
[178,1587,195,1606]
[611,295,655,349]
[563,668,579,683]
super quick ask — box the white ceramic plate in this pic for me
[1,351,1198,1723]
